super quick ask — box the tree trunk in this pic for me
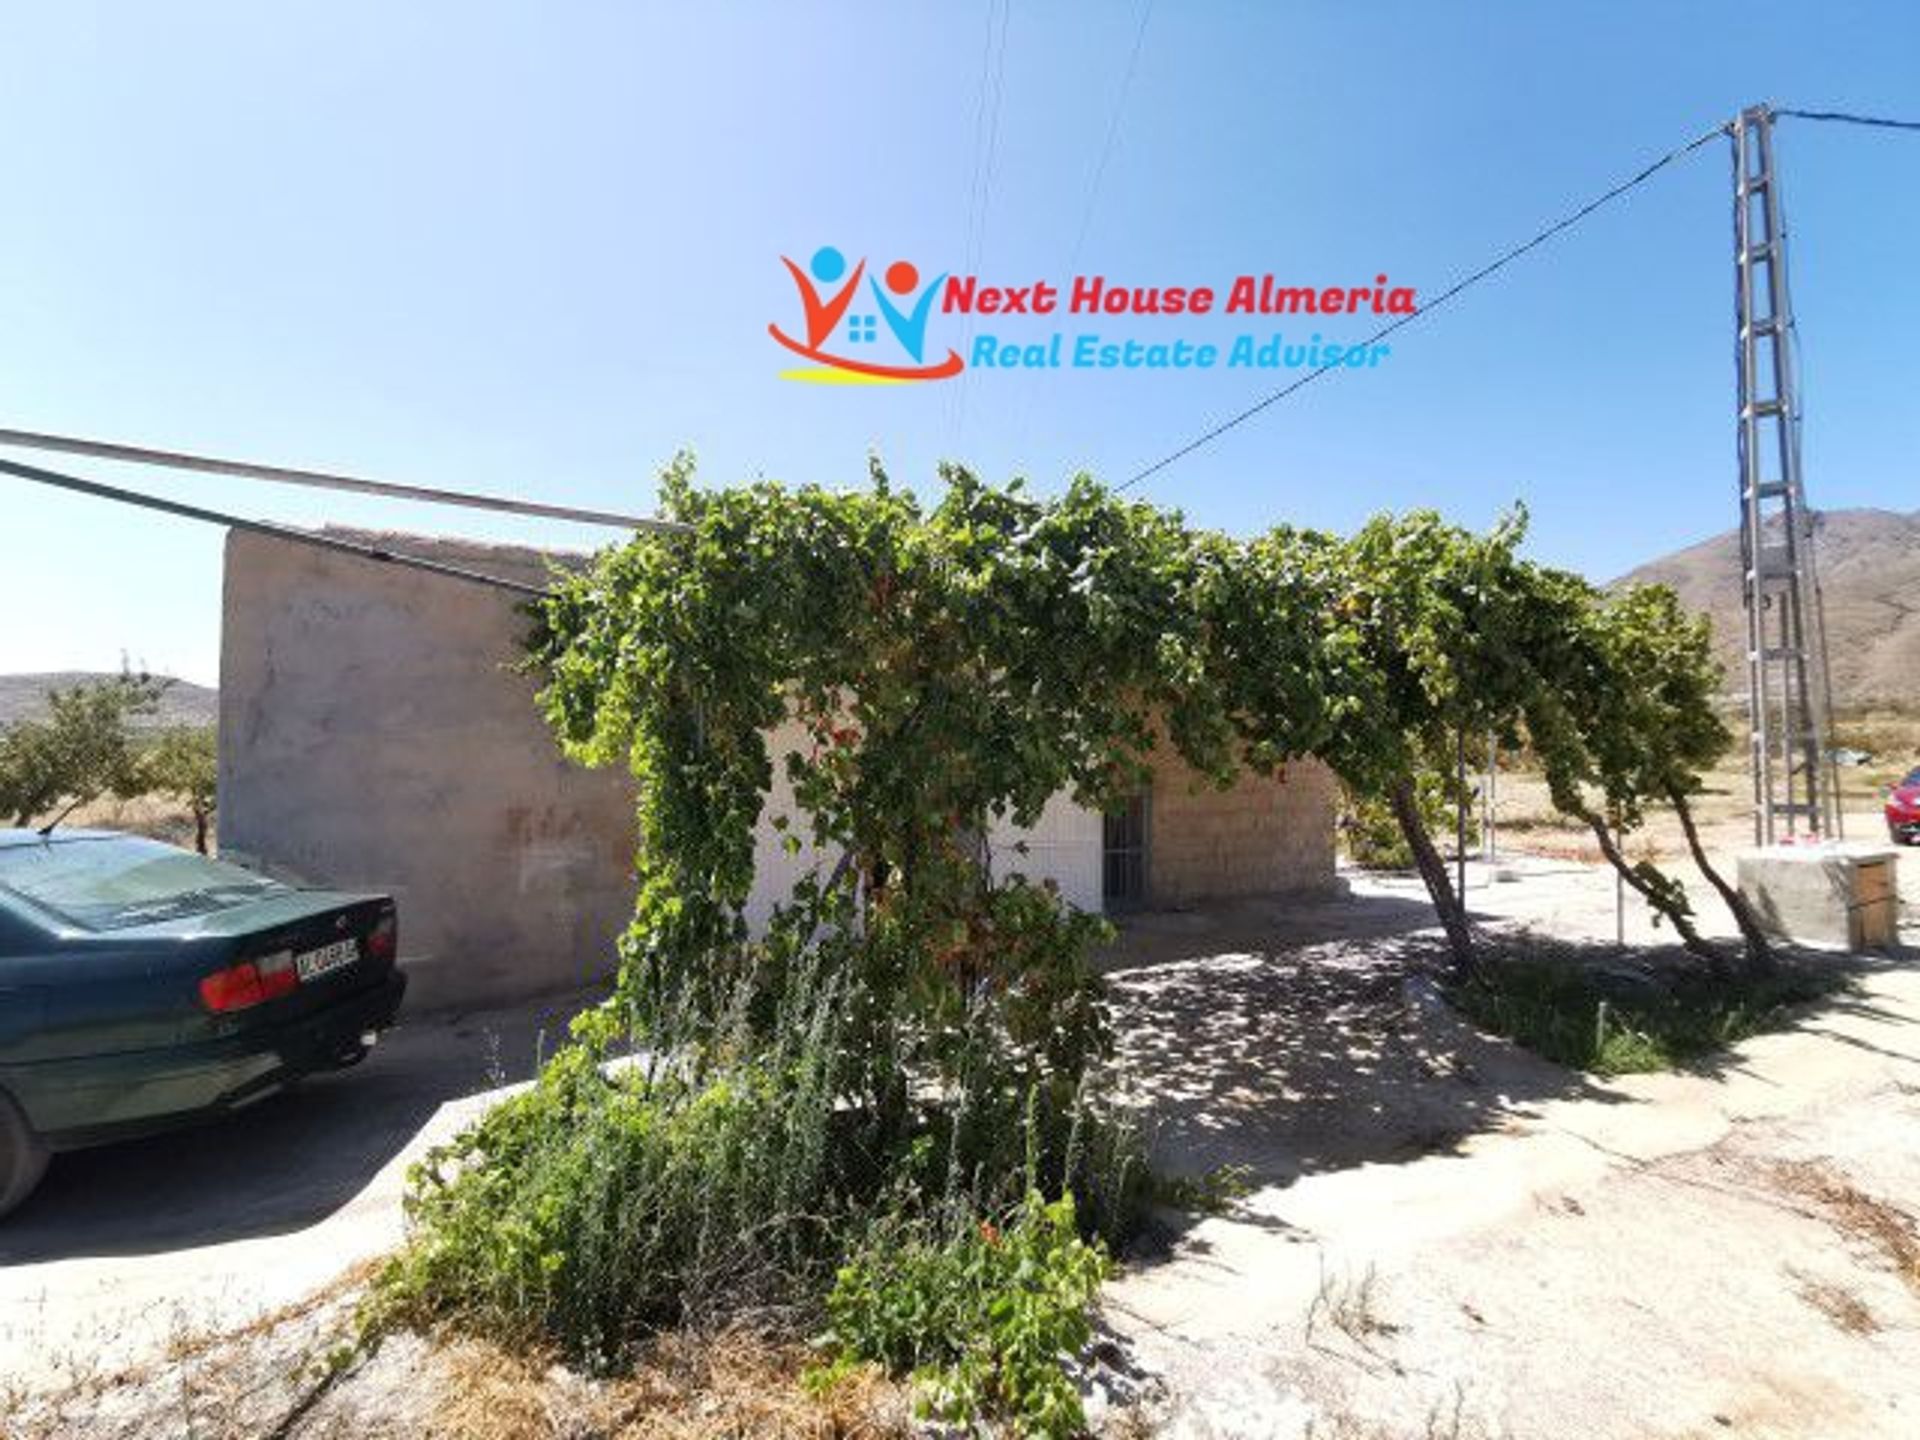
[1387,775,1476,977]
[1581,814,1732,976]
[193,806,210,855]
[1669,787,1775,974]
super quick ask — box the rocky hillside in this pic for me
[0,672,218,729]
[1616,508,1920,707]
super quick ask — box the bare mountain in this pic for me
[0,672,218,729]
[1615,508,1920,706]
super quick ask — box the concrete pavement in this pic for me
[0,986,597,1387]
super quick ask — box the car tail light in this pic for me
[198,951,298,1013]
[367,911,397,962]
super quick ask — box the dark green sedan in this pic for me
[0,829,405,1218]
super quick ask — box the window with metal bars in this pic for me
[1102,792,1148,908]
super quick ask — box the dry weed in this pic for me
[1773,1159,1920,1293]
[431,1328,910,1440]
[1788,1270,1880,1335]
[0,1262,377,1440]
[1306,1261,1397,1345]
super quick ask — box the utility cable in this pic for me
[0,426,686,533]
[1065,0,1155,269]
[0,454,554,597]
[1006,0,1154,464]
[948,0,1014,453]
[1775,107,1920,133]
[1118,120,1731,491]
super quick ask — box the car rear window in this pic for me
[0,836,289,932]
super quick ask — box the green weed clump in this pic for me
[1448,950,1842,1075]
[371,986,858,1367]
[368,945,1147,1410]
[814,1191,1111,1439]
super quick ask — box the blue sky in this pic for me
[2,2,1916,685]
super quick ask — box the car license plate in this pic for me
[295,937,359,982]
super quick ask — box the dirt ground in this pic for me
[56,792,207,851]
[1487,705,1919,868]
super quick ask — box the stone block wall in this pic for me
[1143,744,1338,905]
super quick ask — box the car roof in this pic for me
[0,828,137,850]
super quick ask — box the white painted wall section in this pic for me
[988,792,1105,914]
[744,720,840,934]
[744,727,1105,929]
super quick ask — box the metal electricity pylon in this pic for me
[1730,104,1841,845]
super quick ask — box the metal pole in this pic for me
[1731,105,1837,846]
[1483,730,1497,864]
[0,455,551,596]
[1614,816,1626,949]
[1456,728,1468,905]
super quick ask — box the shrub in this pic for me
[372,953,1146,1381]
[373,960,861,1368]
[1448,947,1843,1075]
[1342,768,1477,870]
[818,1191,1111,1438]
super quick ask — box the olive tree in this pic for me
[1523,578,1773,975]
[0,672,164,828]
[140,725,218,853]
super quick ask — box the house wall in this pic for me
[220,528,1338,1009]
[219,530,1115,1010]
[219,528,640,1012]
[744,719,835,934]
[1143,746,1338,906]
[743,738,1105,925]
[988,791,1104,912]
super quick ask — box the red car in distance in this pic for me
[1889,767,1920,845]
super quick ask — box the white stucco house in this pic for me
[219,528,1338,1010]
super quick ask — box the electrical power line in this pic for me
[1776,107,1920,133]
[1117,120,1731,492]
[1006,0,1154,465]
[0,454,554,597]
[948,0,1014,453]
[0,427,687,533]
[1065,0,1154,270]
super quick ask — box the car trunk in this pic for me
[2,890,399,1065]
[217,892,398,1021]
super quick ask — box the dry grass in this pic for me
[431,1329,910,1440]
[1491,706,1919,870]
[57,791,201,849]
[1477,701,1919,867]
[5,1299,910,1440]
[1788,1270,1880,1336]
[1773,1159,1920,1294]
[1303,1383,1477,1440]
[1307,1262,1397,1346]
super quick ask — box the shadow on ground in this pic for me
[1101,887,1621,1189]
[0,985,605,1265]
[1102,881,1909,1195]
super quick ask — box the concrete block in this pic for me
[1736,844,1901,951]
